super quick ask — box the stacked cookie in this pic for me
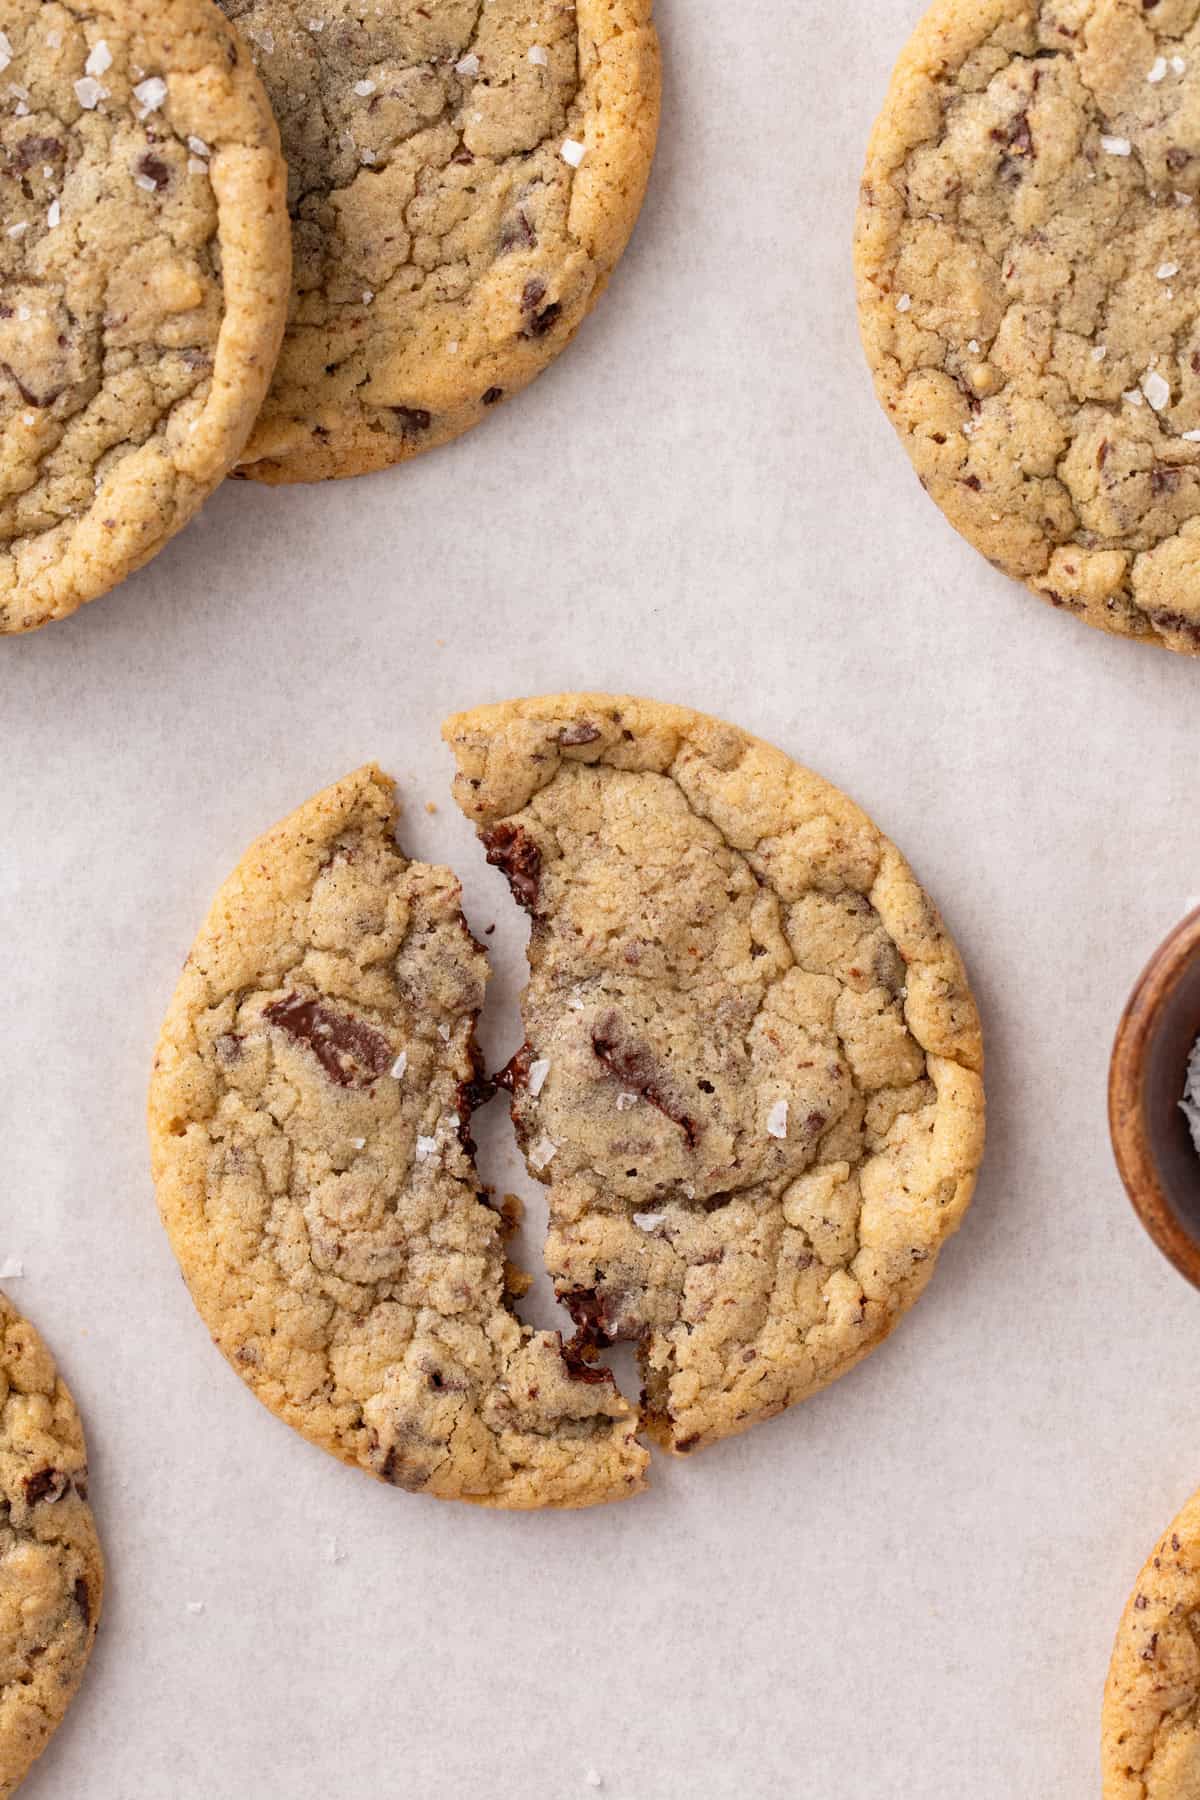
[0,0,661,632]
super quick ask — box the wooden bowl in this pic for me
[1110,908,1200,1289]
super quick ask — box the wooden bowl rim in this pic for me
[1109,906,1200,1290]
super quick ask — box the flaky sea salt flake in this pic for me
[354,78,376,95]
[415,1135,439,1161]
[1157,261,1180,280]
[528,1135,558,1171]
[529,44,549,65]
[1124,387,1145,407]
[456,52,480,76]
[133,75,167,114]
[86,41,112,76]
[1148,56,1168,83]
[528,1058,551,1097]
[1143,368,1171,411]
[73,75,106,108]
[0,1257,24,1279]
[615,1091,639,1112]
[632,1213,665,1232]
[0,31,12,70]
[1102,135,1132,156]
[187,134,210,157]
[1092,344,1108,362]
[46,198,60,227]
[767,1100,789,1140]
[896,293,912,313]
[391,1052,408,1079]
[561,137,586,167]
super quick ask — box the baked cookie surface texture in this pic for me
[0,1294,103,1800]
[218,0,661,482]
[445,695,986,1456]
[148,766,647,1511]
[857,0,1200,653]
[0,0,291,633]
[1104,1487,1200,1799]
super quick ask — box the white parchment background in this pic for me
[4,2,1199,1794]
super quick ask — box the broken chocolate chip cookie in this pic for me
[857,0,1200,653]
[0,0,291,632]
[217,0,661,482]
[446,695,986,1457]
[148,765,646,1510]
[0,1293,103,1798]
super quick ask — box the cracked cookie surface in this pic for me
[218,0,660,482]
[856,0,1200,654]
[0,1294,103,1800]
[445,696,986,1456]
[148,765,647,1510]
[0,0,290,633]
[1103,1487,1200,1798]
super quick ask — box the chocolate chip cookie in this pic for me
[218,0,661,483]
[148,766,647,1510]
[445,696,986,1456]
[0,1293,103,1799]
[857,0,1200,653]
[0,0,290,633]
[1103,1486,1200,1797]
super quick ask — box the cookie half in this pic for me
[148,766,647,1510]
[1103,1487,1200,1798]
[445,696,986,1455]
[219,0,661,483]
[0,0,291,633]
[856,0,1200,653]
[0,1293,103,1800]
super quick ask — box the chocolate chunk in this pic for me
[2,363,61,410]
[591,1012,699,1148]
[9,135,64,173]
[73,1578,91,1628]
[558,722,602,747]
[481,822,542,912]
[563,1287,641,1346]
[24,1468,61,1506]
[561,1336,614,1386]
[499,210,535,252]
[495,1043,532,1093]
[264,994,393,1088]
[393,406,432,436]
[524,301,562,339]
[1150,465,1181,497]
[137,154,171,190]
[481,386,504,405]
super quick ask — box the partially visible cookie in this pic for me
[856,0,1200,653]
[445,695,986,1456]
[148,766,647,1510]
[1103,1487,1200,1798]
[0,0,291,633]
[0,1294,103,1799]
[218,0,661,483]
